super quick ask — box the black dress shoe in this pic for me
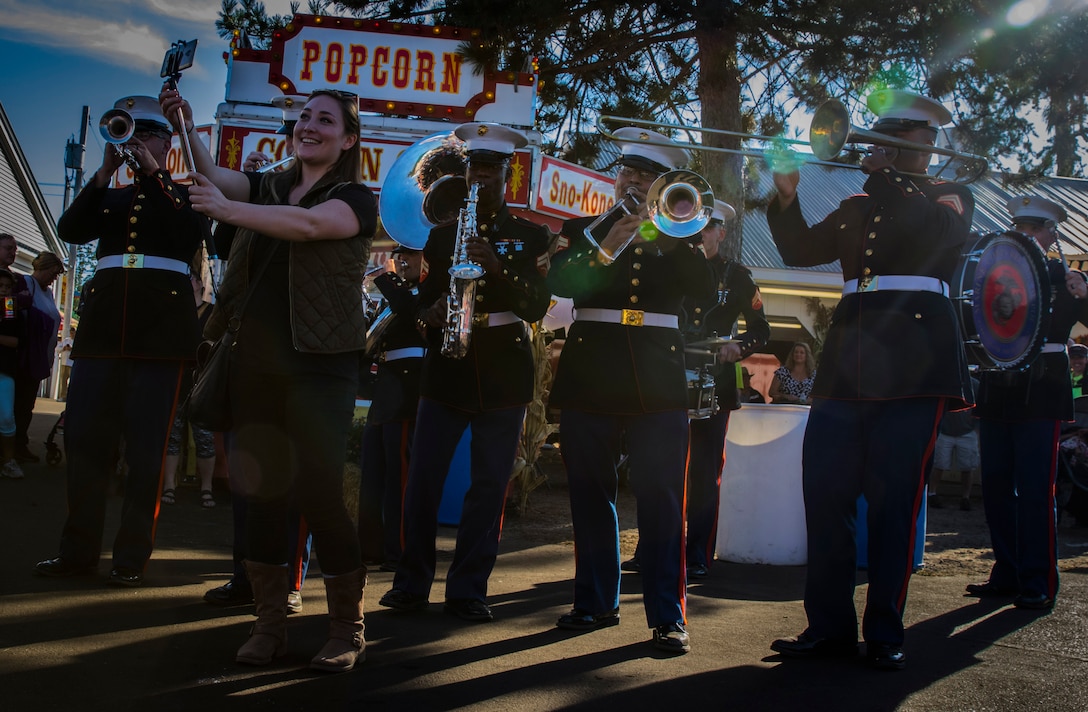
[556,607,620,631]
[379,589,428,611]
[34,557,95,578]
[1013,593,1055,610]
[620,557,641,573]
[770,632,859,659]
[444,598,493,622]
[687,563,709,579]
[867,643,907,670]
[109,567,144,587]
[964,581,1017,598]
[204,579,254,606]
[652,622,690,654]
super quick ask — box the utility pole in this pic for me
[54,106,89,399]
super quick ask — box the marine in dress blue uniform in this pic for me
[357,245,426,570]
[624,200,771,578]
[766,90,975,670]
[682,200,770,575]
[379,123,551,622]
[36,96,204,587]
[549,128,715,654]
[967,196,1088,610]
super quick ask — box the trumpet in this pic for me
[98,108,141,171]
[256,154,296,174]
[584,170,713,264]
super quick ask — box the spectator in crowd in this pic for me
[768,341,816,405]
[56,326,75,401]
[1071,342,1086,399]
[161,269,216,508]
[929,377,980,511]
[740,367,766,404]
[0,270,24,479]
[13,251,65,462]
[161,86,375,672]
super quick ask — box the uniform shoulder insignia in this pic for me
[936,194,966,216]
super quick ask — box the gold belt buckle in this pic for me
[472,312,489,327]
[859,275,876,292]
[621,309,644,327]
[124,254,144,269]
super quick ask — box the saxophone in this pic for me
[440,182,485,358]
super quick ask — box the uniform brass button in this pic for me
[895,177,903,182]
[515,337,522,343]
[479,279,487,287]
[906,187,913,193]
[170,290,178,296]
[865,249,873,256]
[129,216,138,224]
[694,319,701,326]
[868,232,876,239]
[634,247,643,255]
[133,205,142,211]
[629,295,639,304]
[873,216,881,223]
[839,223,846,229]
[631,278,639,287]
[129,232,137,238]
[137,194,145,199]
[576,337,583,343]
[694,307,702,314]
[476,295,484,302]
[633,263,641,270]
[103,208,110,214]
[670,345,676,351]
[127,246,136,253]
[915,313,922,319]
[863,267,871,275]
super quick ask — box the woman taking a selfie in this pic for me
[160,87,375,673]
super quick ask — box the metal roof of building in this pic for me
[740,162,1088,276]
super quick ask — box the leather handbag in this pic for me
[187,246,275,432]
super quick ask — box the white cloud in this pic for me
[0,4,170,74]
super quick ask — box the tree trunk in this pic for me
[695,5,744,262]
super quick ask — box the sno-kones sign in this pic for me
[265,15,536,123]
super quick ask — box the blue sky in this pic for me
[0,0,298,221]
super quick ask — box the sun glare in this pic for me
[1007,0,1049,27]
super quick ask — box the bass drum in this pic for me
[952,230,1051,371]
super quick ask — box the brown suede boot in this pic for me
[236,560,289,665]
[310,567,367,673]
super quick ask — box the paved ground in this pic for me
[2,398,1087,711]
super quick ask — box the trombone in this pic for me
[597,101,988,184]
[584,169,714,264]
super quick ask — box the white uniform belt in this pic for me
[473,311,521,328]
[1041,343,1067,354]
[381,347,426,361]
[575,307,679,329]
[97,255,189,274]
[842,275,950,297]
